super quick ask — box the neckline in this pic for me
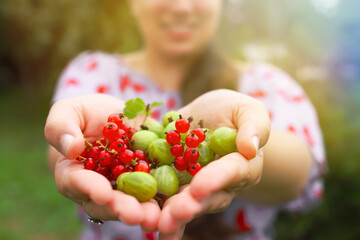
[118,52,181,94]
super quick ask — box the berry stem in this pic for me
[84,139,93,149]
[198,120,204,128]
[143,104,150,124]
[188,116,193,123]
[104,140,110,151]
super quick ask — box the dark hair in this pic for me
[180,45,239,105]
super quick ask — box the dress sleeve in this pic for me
[52,51,122,103]
[239,62,327,212]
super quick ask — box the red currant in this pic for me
[135,160,150,173]
[99,150,112,166]
[188,162,202,176]
[127,165,135,172]
[110,155,121,169]
[192,128,206,143]
[103,122,119,140]
[95,138,107,147]
[121,133,129,144]
[84,158,96,170]
[173,156,188,171]
[119,149,135,164]
[121,123,131,133]
[170,144,184,157]
[127,128,137,139]
[88,146,100,159]
[110,139,126,153]
[77,150,88,161]
[111,163,127,179]
[118,129,126,138]
[95,165,109,176]
[185,132,200,148]
[135,150,147,161]
[175,118,190,133]
[107,113,124,128]
[166,130,181,145]
[184,148,199,163]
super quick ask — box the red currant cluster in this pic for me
[72,98,238,204]
[76,113,152,183]
[167,118,205,176]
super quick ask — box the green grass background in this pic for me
[0,90,81,240]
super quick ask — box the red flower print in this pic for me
[248,90,266,98]
[120,75,131,91]
[87,61,98,71]
[287,125,296,134]
[314,187,324,199]
[166,98,176,109]
[151,109,160,120]
[143,232,156,240]
[235,208,252,232]
[64,78,79,87]
[133,83,146,92]
[120,75,147,92]
[264,70,274,79]
[96,85,109,94]
[303,126,314,146]
[279,90,306,102]
[269,111,273,121]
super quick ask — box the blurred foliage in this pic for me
[1,0,360,239]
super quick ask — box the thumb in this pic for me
[235,99,271,159]
[44,99,85,159]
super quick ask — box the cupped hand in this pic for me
[44,94,160,231]
[158,89,270,238]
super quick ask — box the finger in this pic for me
[158,204,182,235]
[189,152,262,199]
[140,199,162,232]
[159,188,234,237]
[83,199,120,221]
[56,160,113,204]
[158,225,186,240]
[45,94,127,160]
[169,187,235,222]
[44,98,86,159]
[166,187,203,222]
[234,98,271,159]
[110,190,145,225]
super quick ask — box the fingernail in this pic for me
[252,136,259,153]
[60,134,74,156]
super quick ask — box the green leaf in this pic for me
[123,98,146,119]
[146,102,163,117]
[150,102,163,108]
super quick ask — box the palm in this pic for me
[46,94,160,229]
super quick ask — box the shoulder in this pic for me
[232,60,304,95]
[64,51,123,71]
[232,60,296,83]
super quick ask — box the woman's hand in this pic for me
[44,94,160,231]
[157,89,271,239]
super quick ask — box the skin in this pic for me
[45,0,313,239]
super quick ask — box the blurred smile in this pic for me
[162,22,197,40]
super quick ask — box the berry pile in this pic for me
[75,101,238,204]
[168,118,206,176]
[76,113,151,183]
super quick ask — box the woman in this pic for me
[45,0,326,239]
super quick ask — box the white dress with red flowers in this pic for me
[53,51,326,240]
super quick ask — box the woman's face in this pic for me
[131,0,222,58]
